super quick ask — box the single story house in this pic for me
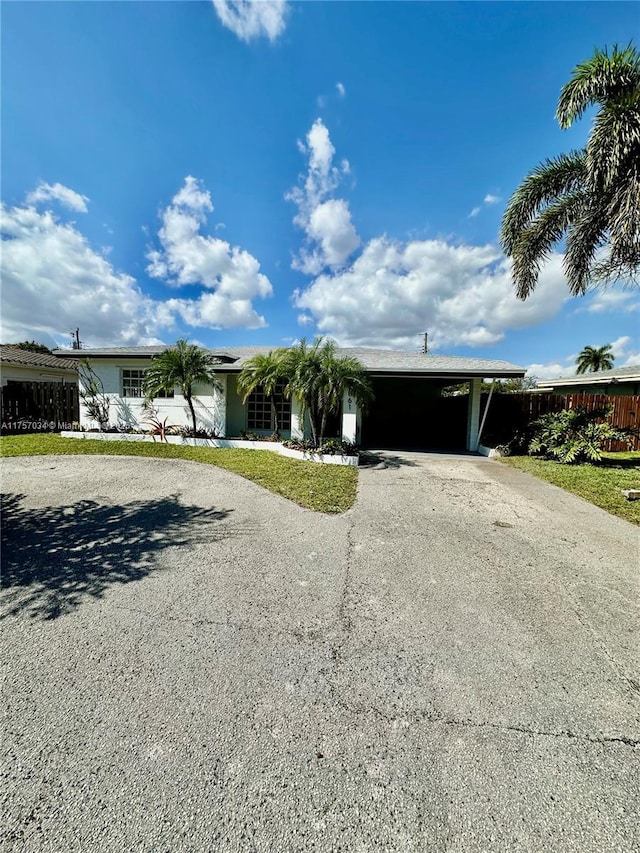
[62,345,525,452]
[536,364,640,397]
[1,346,79,430]
[0,345,78,386]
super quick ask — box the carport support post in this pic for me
[466,377,482,452]
[341,390,361,444]
[290,397,304,440]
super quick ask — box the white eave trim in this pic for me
[537,375,640,388]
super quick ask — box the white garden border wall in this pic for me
[477,443,502,458]
[60,431,359,467]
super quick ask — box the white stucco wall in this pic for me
[466,377,482,451]
[78,359,227,435]
[341,389,362,444]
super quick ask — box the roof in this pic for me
[59,344,525,378]
[0,345,78,371]
[57,345,237,363]
[537,364,640,388]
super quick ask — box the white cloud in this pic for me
[293,237,570,349]
[287,118,360,274]
[525,361,575,381]
[146,176,272,327]
[609,335,640,367]
[26,182,89,213]
[621,352,640,367]
[584,287,639,313]
[610,335,631,358]
[0,201,174,347]
[336,82,346,97]
[305,199,360,273]
[307,119,336,177]
[468,192,501,219]
[165,292,266,330]
[525,335,640,381]
[1,181,273,347]
[212,0,288,43]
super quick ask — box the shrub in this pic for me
[528,406,633,464]
[282,437,358,456]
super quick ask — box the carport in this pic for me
[340,351,526,452]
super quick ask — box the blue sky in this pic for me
[1,1,638,377]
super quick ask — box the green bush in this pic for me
[528,406,633,464]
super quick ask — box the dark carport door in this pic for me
[361,376,467,449]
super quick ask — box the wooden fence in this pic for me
[479,392,640,452]
[0,381,79,434]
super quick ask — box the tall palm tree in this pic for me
[501,44,640,299]
[143,339,220,435]
[575,344,615,374]
[282,338,373,446]
[237,351,286,437]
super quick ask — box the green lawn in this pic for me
[500,452,640,525]
[0,434,358,514]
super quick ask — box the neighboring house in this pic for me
[64,345,525,452]
[536,364,640,396]
[1,346,79,429]
[0,345,78,386]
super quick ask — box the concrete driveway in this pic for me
[1,453,638,852]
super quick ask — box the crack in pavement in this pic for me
[323,694,640,747]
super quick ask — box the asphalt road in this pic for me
[1,453,638,852]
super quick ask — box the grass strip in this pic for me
[0,434,358,514]
[499,453,640,525]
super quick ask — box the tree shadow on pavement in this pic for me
[359,451,419,469]
[1,492,231,621]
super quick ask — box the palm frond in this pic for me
[564,199,610,295]
[509,191,587,299]
[500,152,586,255]
[586,92,640,189]
[556,44,640,129]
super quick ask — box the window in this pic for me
[247,382,291,431]
[122,369,145,398]
[121,369,174,398]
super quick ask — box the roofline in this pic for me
[60,349,525,377]
[214,365,526,378]
[61,351,237,364]
[366,371,526,379]
[0,359,77,371]
[537,374,640,387]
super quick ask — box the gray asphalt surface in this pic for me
[1,452,638,852]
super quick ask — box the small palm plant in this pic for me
[281,337,373,446]
[316,340,374,445]
[528,406,632,463]
[237,351,286,438]
[575,344,615,374]
[143,340,220,436]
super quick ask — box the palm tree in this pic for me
[316,341,374,444]
[143,339,220,435]
[282,338,373,446]
[575,344,615,374]
[237,351,286,437]
[280,338,323,445]
[501,44,640,299]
